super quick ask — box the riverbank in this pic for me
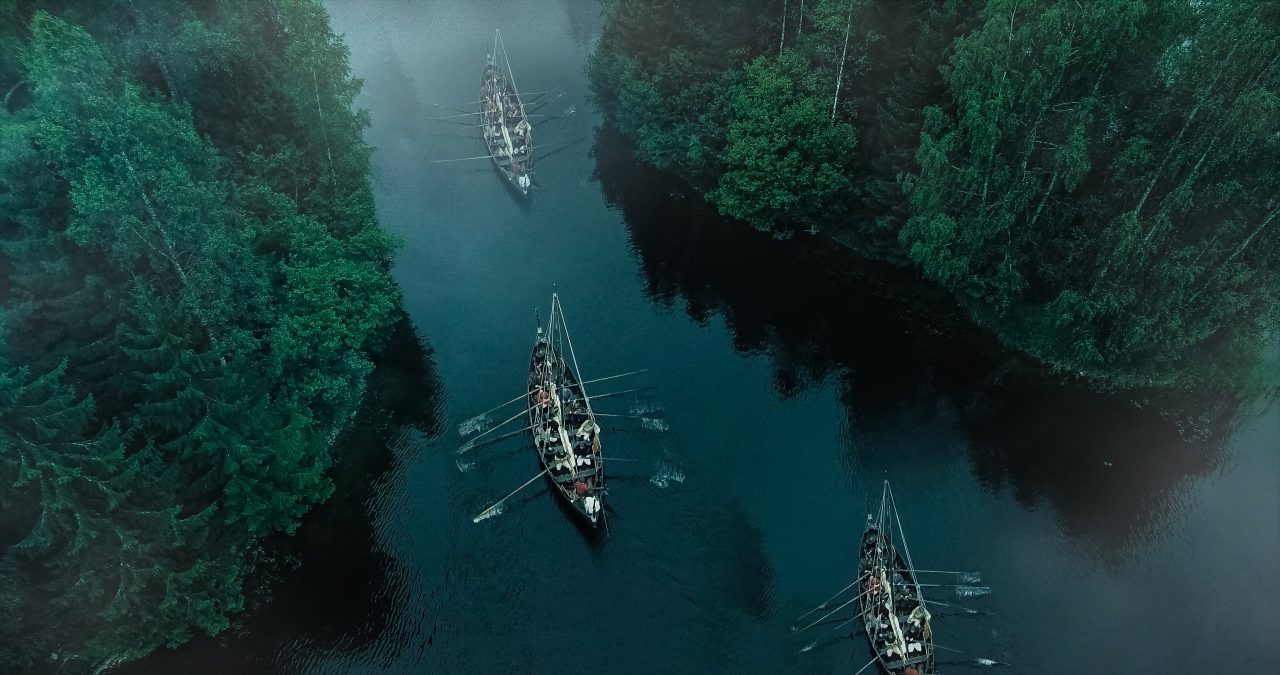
[587,0,1280,395]
[0,2,403,671]
[595,123,1256,435]
[109,3,1278,673]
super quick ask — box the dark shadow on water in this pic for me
[559,0,604,49]
[589,125,1241,560]
[363,49,422,144]
[591,129,990,409]
[539,469,608,544]
[960,375,1236,562]
[122,315,446,674]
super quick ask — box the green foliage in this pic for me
[708,52,856,230]
[589,0,775,185]
[903,0,1280,387]
[591,0,1280,390]
[0,2,400,671]
[0,353,227,670]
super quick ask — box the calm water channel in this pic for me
[128,2,1280,673]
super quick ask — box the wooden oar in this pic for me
[473,468,550,522]
[585,385,655,402]
[430,114,550,131]
[459,369,646,435]
[433,91,557,107]
[900,568,982,582]
[529,137,586,163]
[794,574,868,623]
[932,644,1010,667]
[459,390,534,435]
[458,405,534,453]
[430,143,559,164]
[850,656,879,675]
[462,424,535,452]
[526,92,567,114]
[429,119,486,128]
[821,612,860,636]
[923,599,993,616]
[794,585,874,633]
[592,412,663,420]
[428,110,485,120]
[430,153,495,164]
[918,583,991,596]
[427,127,481,137]
[578,369,647,387]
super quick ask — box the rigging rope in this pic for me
[496,29,531,173]
[876,482,888,548]
[499,31,526,115]
[887,484,928,613]
[886,483,934,666]
[555,294,598,424]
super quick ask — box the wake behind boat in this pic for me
[528,293,604,526]
[480,29,532,196]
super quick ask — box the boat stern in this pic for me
[583,493,603,524]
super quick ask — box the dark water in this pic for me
[127,2,1280,673]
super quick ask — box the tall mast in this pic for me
[555,295,597,425]
[497,30,527,117]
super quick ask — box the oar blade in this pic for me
[458,414,493,437]
[640,417,669,432]
[473,467,551,524]
[909,569,983,584]
[472,502,506,523]
[458,424,532,454]
[954,585,991,599]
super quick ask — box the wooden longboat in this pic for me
[480,29,533,197]
[527,294,604,527]
[857,483,935,675]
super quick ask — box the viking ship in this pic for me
[857,482,935,675]
[480,30,533,197]
[527,293,604,526]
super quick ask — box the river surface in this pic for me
[127,2,1280,674]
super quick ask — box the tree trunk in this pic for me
[831,3,854,120]
[2,80,25,112]
[121,155,188,284]
[1184,207,1277,309]
[780,0,788,52]
[312,68,337,185]
[1131,30,1259,218]
[1225,207,1278,265]
[1028,170,1058,229]
[796,0,804,42]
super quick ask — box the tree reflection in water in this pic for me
[593,124,1240,561]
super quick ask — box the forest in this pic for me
[588,0,1280,391]
[0,0,1275,671]
[0,0,400,671]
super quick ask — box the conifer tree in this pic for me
[1,4,403,670]
[902,0,1279,385]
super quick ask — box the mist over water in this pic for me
[127,2,1280,673]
